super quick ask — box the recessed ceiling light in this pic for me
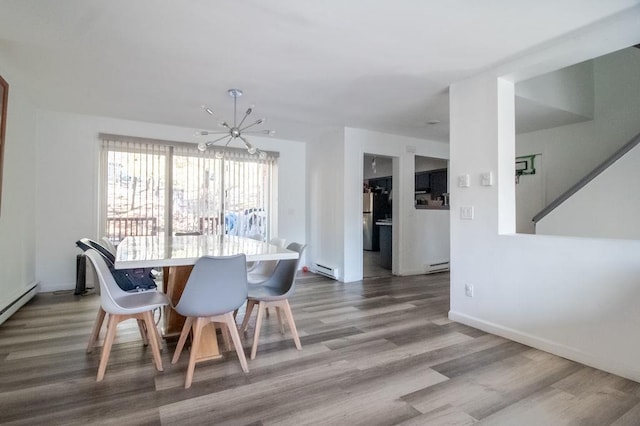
[427,119,441,125]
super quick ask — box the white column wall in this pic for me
[35,110,306,291]
[306,128,346,279]
[0,60,37,316]
[450,74,640,382]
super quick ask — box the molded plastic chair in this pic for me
[247,237,286,281]
[101,237,117,256]
[84,250,170,381]
[171,254,249,388]
[240,242,306,359]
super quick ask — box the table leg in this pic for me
[164,265,221,360]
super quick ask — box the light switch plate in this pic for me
[460,206,474,220]
[458,174,470,188]
[481,172,493,186]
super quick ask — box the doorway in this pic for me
[363,154,393,278]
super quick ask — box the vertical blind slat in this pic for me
[101,137,275,242]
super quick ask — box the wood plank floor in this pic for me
[2,272,640,425]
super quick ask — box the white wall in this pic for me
[415,156,448,173]
[343,128,449,281]
[516,60,594,118]
[517,47,640,207]
[307,128,345,278]
[35,111,306,291]
[0,60,38,315]
[363,155,392,180]
[537,142,640,239]
[449,7,640,382]
[307,127,449,282]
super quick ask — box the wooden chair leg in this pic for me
[240,300,256,333]
[223,312,249,373]
[97,314,120,381]
[137,319,149,346]
[185,317,204,389]
[250,303,266,360]
[220,323,231,352]
[172,316,193,364]
[143,311,163,372]
[282,299,302,350]
[276,306,285,335]
[87,307,106,353]
[151,315,163,352]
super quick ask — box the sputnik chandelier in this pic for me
[196,88,275,159]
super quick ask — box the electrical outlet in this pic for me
[465,284,474,297]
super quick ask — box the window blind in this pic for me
[99,134,277,242]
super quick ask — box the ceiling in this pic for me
[0,1,637,143]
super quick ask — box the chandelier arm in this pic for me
[243,130,273,134]
[224,136,233,147]
[200,130,229,135]
[239,136,257,154]
[206,134,233,145]
[239,119,264,132]
[237,109,251,129]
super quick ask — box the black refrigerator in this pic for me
[363,192,390,251]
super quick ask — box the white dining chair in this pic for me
[84,250,170,381]
[101,237,117,256]
[171,254,249,388]
[241,242,306,360]
[247,237,286,281]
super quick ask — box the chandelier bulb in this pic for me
[248,146,257,155]
[197,142,208,152]
[215,150,224,159]
[259,151,267,160]
[202,105,214,116]
[246,106,253,115]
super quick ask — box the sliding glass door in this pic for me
[100,134,276,243]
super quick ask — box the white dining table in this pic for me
[114,234,298,269]
[114,234,298,361]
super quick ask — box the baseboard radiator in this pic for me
[0,283,38,327]
[427,261,450,273]
[312,263,339,280]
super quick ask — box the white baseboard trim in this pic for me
[37,282,76,293]
[449,310,640,383]
[0,282,39,326]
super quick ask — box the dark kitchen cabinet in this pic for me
[415,168,448,198]
[430,169,447,198]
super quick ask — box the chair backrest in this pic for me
[263,242,306,296]
[249,237,288,276]
[175,255,248,317]
[84,249,133,314]
[76,238,116,265]
[101,237,117,256]
[269,237,286,248]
